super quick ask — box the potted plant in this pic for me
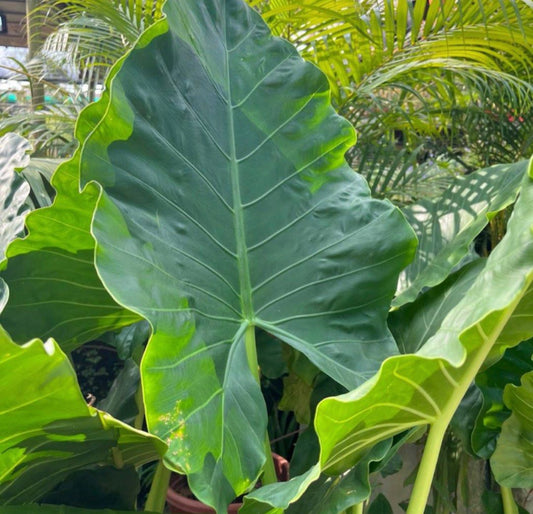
[0,0,532,513]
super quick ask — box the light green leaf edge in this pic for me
[491,368,533,488]
[394,159,528,307]
[0,65,140,352]
[0,331,166,504]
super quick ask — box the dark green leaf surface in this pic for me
[395,160,528,306]
[0,91,139,351]
[97,359,141,425]
[78,0,415,510]
[41,466,140,510]
[491,369,533,487]
[315,164,533,474]
[0,133,30,260]
[0,333,165,504]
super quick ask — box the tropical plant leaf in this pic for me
[77,0,416,509]
[390,259,485,354]
[491,369,533,488]
[314,162,533,476]
[471,339,533,458]
[0,332,166,505]
[0,74,140,352]
[97,359,141,426]
[394,159,528,306]
[0,133,31,260]
[240,440,391,514]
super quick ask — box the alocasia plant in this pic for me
[1,0,532,513]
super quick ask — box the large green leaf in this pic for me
[314,162,533,478]
[77,0,416,510]
[0,133,30,260]
[0,332,166,504]
[491,369,533,488]
[394,160,528,306]
[0,79,139,351]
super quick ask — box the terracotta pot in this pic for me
[166,453,290,513]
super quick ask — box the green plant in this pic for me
[0,1,532,513]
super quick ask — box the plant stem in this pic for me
[501,486,518,514]
[145,460,171,513]
[244,325,277,485]
[262,433,277,485]
[406,420,447,514]
[407,298,521,514]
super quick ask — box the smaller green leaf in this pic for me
[278,373,314,425]
[0,333,166,504]
[100,321,150,361]
[97,359,141,425]
[0,133,30,260]
[395,160,528,307]
[390,259,485,353]
[491,369,533,488]
[472,339,532,458]
[0,77,140,352]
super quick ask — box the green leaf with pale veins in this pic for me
[76,0,416,510]
[315,161,533,475]
[0,133,30,260]
[0,75,140,352]
[394,160,529,307]
[491,369,533,488]
[0,332,166,505]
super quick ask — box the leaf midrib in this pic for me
[224,6,254,322]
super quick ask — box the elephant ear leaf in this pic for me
[0,330,166,504]
[0,133,30,260]
[395,160,527,307]
[491,369,533,488]
[315,163,533,476]
[78,0,415,509]
[0,80,140,351]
